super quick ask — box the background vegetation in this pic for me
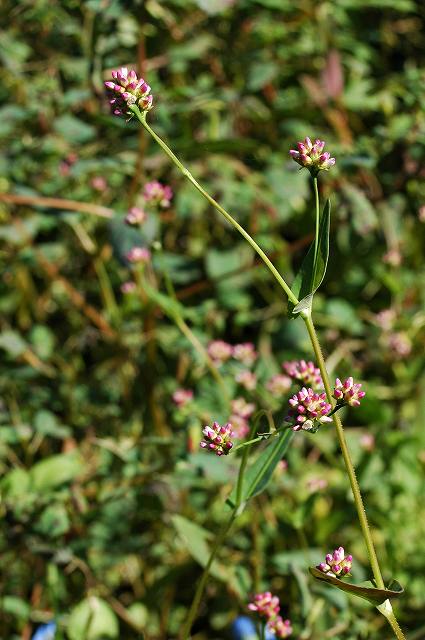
[0,0,424,638]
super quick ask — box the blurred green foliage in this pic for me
[0,0,424,638]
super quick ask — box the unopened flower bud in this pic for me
[125,207,147,225]
[333,377,365,407]
[317,546,353,577]
[290,137,335,174]
[200,421,234,456]
[105,67,153,118]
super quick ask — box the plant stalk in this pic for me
[313,176,320,270]
[131,107,298,307]
[178,508,237,640]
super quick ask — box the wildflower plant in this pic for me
[105,69,406,640]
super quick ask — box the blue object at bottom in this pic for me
[231,616,275,639]
[31,622,57,640]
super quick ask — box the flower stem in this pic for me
[303,313,406,639]
[312,175,320,272]
[178,508,237,640]
[304,313,385,588]
[131,107,298,307]
[260,621,266,640]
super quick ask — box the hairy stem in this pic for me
[313,175,320,271]
[131,107,298,307]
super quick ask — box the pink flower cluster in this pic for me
[248,592,292,638]
[200,421,234,456]
[229,397,256,438]
[207,340,257,367]
[235,370,257,391]
[317,546,353,577]
[333,377,366,407]
[172,389,193,407]
[286,387,332,432]
[143,181,173,208]
[266,374,292,397]
[125,206,147,226]
[105,68,153,117]
[126,247,151,264]
[282,359,322,388]
[289,137,335,173]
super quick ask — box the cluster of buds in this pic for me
[333,377,366,407]
[229,397,256,438]
[126,247,151,264]
[143,180,173,208]
[105,68,153,117]
[248,592,280,619]
[121,281,137,294]
[266,374,292,397]
[282,360,322,388]
[235,370,257,391]
[200,421,234,456]
[207,340,233,364]
[233,342,257,367]
[317,547,353,578]
[248,592,292,638]
[172,389,193,407]
[286,387,332,432]
[289,137,335,174]
[125,206,147,226]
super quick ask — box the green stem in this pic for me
[179,508,237,640]
[378,601,406,640]
[303,313,385,589]
[260,621,266,640]
[131,107,298,307]
[179,416,258,640]
[312,175,320,273]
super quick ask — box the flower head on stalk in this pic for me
[121,281,137,294]
[143,180,173,208]
[235,370,257,391]
[126,246,151,264]
[207,340,233,364]
[333,377,366,407]
[267,616,293,638]
[317,546,353,577]
[248,592,280,619]
[233,342,257,367]
[172,389,193,407]
[285,387,332,432]
[289,137,335,175]
[105,68,153,118]
[282,359,322,389]
[266,374,292,397]
[231,398,256,419]
[125,206,147,226]
[200,421,234,456]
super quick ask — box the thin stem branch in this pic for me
[178,509,237,640]
[313,175,320,270]
[131,107,298,307]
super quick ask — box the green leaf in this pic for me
[30,452,82,491]
[228,430,293,507]
[67,597,119,640]
[171,514,228,581]
[309,567,404,605]
[0,330,27,357]
[289,199,331,316]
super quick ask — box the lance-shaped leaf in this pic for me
[227,430,293,507]
[309,567,404,605]
[289,198,331,317]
